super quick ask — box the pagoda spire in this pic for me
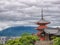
[41,8,44,20]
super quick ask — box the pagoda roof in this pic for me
[44,27,60,35]
[38,19,50,23]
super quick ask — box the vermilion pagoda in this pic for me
[36,9,60,41]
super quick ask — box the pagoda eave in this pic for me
[36,22,50,25]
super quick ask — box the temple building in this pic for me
[36,9,60,41]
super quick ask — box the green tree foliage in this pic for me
[53,37,60,45]
[0,44,3,45]
[5,33,39,45]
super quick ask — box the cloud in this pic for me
[0,0,60,30]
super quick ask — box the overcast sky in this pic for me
[0,0,60,30]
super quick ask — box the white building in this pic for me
[0,36,20,44]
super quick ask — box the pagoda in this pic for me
[36,9,50,40]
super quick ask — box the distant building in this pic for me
[0,36,8,44]
[0,36,20,44]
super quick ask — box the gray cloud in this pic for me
[0,0,60,30]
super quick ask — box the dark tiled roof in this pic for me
[44,27,60,35]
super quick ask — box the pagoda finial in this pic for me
[41,8,44,20]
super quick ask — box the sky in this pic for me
[0,0,60,30]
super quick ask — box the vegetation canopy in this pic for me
[53,37,60,45]
[5,33,39,45]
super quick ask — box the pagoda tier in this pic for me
[37,22,50,25]
[36,25,47,30]
[36,19,50,30]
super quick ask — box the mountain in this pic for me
[0,26,38,36]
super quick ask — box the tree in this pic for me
[5,33,39,45]
[53,37,60,45]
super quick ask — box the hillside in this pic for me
[0,26,37,36]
